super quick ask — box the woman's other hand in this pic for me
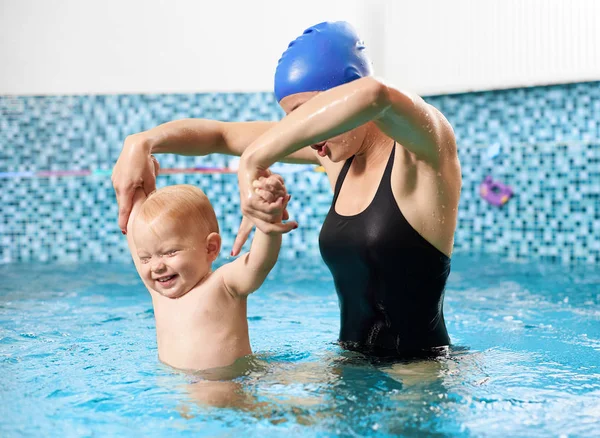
[112,133,159,233]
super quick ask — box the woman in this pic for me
[113,21,461,358]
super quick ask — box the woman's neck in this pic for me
[353,127,394,171]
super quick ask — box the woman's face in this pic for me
[279,91,367,163]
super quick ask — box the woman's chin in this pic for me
[328,151,350,163]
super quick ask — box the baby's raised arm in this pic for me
[221,173,293,297]
[125,189,148,278]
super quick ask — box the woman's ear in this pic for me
[205,232,222,261]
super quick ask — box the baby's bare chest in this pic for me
[154,285,245,332]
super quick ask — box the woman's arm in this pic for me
[241,76,455,172]
[234,77,456,253]
[112,119,317,233]
[142,119,318,160]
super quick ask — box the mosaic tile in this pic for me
[1,82,599,264]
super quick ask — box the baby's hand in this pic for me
[252,172,290,222]
[232,171,296,250]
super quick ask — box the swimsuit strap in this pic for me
[332,155,355,205]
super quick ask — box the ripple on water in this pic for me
[0,257,599,436]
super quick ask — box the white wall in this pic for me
[384,0,600,95]
[0,0,372,95]
[1,0,599,96]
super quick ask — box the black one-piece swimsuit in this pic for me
[319,144,452,357]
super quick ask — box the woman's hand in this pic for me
[232,163,297,256]
[112,133,159,233]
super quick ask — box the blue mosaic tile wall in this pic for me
[1,81,599,264]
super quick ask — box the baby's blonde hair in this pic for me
[137,185,219,236]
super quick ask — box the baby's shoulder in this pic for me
[210,262,247,299]
[189,267,235,300]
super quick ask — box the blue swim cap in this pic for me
[274,21,373,102]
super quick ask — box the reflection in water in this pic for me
[3,258,599,436]
[173,346,481,435]
[180,356,267,412]
[185,380,256,411]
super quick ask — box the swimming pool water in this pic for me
[1,255,599,437]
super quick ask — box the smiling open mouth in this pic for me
[156,274,178,286]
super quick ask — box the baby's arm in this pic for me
[221,174,293,297]
[125,189,148,277]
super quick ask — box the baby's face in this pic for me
[133,219,211,299]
